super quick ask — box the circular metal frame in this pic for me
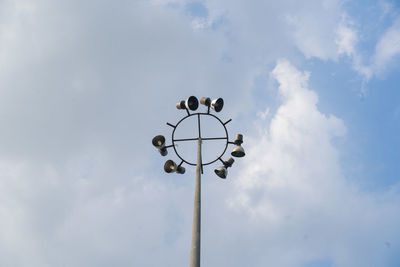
[171,112,229,166]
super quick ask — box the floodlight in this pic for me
[164,160,176,173]
[214,166,227,179]
[176,96,199,111]
[231,145,245,157]
[231,134,245,157]
[152,135,165,147]
[152,135,168,156]
[214,157,234,179]
[211,98,224,112]
[185,96,199,111]
[164,160,185,174]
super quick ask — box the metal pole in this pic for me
[190,138,201,267]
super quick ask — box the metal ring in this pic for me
[171,112,229,166]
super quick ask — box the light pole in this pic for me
[152,96,246,267]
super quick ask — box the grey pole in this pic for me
[190,138,201,267]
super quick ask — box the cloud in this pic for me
[0,0,253,164]
[351,15,400,81]
[333,10,400,82]
[336,15,357,57]
[161,0,399,84]
[227,59,400,266]
[373,17,400,75]
[0,0,399,266]
[280,1,400,82]
[0,155,196,266]
[334,14,374,80]
[285,0,343,61]
[0,0,246,265]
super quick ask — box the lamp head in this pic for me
[214,166,227,179]
[164,160,177,173]
[152,135,166,148]
[176,96,199,111]
[231,145,245,157]
[152,135,168,156]
[211,98,224,112]
[164,160,185,174]
[214,157,234,179]
[185,96,199,111]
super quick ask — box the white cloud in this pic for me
[336,15,357,57]
[373,17,400,74]
[349,15,400,81]
[333,11,400,81]
[0,155,195,266]
[257,107,270,120]
[334,15,374,80]
[278,0,344,61]
[227,59,400,266]
[0,0,249,265]
[0,0,399,266]
[281,2,400,82]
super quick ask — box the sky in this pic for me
[0,0,400,266]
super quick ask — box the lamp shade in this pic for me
[211,98,224,112]
[164,160,177,173]
[214,166,227,179]
[231,145,245,157]
[152,135,166,148]
[185,96,199,111]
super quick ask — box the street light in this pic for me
[214,157,234,179]
[151,135,168,156]
[200,97,224,112]
[176,96,199,111]
[152,96,245,267]
[164,159,186,174]
[231,134,246,157]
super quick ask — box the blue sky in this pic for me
[0,0,399,266]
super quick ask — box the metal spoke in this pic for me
[174,137,227,142]
[201,137,227,141]
[174,137,199,142]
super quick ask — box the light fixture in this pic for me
[214,157,234,179]
[176,96,199,111]
[152,135,168,156]
[214,166,227,179]
[200,97,224,112]
[164,159,185,174]
[211,98,224,112]
[231,134,245,157]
